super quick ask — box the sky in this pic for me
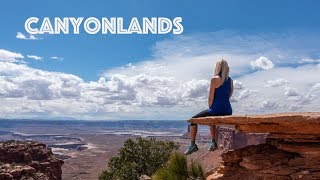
[0,0,320,120]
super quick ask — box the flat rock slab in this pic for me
[188,112,320,135]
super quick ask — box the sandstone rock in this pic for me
[209,143,315,179]
[0,172,13,179]
[239,155,280,171]
[215,126,266,152]
[288,156,306,167]
[190,112,320,180]
[277,142,320,157]
[290,170,312,180]
[257,165,297,176]
[9,168,21,178]
[21,166,36,175]
[188,112,320,135]
[0,140,64,180]
[221,150,242,163]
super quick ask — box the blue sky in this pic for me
[1,0,320,80]
[0,1,320,119]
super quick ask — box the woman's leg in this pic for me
[189,109,212,142]
[185,109,212,155]
[209,125,218,151]
[210,125,216,139]
[189,124,197,144]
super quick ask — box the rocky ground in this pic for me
[0,140,63,180]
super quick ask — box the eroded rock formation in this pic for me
[0,140,64,180]
[188,112,320,180]
[215,126,266,151]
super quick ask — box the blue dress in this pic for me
[208,77,232,116]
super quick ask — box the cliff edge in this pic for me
[0,140,64,180]
[188,112,320,180]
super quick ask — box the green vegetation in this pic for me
[99,137,179,180]
[152,152,205,180]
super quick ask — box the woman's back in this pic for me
[209,77,232,115]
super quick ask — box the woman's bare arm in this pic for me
[208,78,216,107]
[230,79,234,98]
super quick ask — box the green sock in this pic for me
[191,141,195,145]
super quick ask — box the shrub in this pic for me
[152,152,205,180]
[99,137,179,180]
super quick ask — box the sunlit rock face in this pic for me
[0,140,64,180]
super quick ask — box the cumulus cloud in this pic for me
[234,64,320,114]
[0,61,212,119]
[265,78,289,87]
[1,32,320,119]
[250,56,274,70]
[284,87,299,96]
[16,32,40,40]
[182,80,209,99]
[261,99,278,109]
[27,55,43,61]
[312,83,320,90]
[233,80,245,90]
[0,49,24,63]
[0,62,83,100]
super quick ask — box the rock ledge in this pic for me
[188,112,320,180]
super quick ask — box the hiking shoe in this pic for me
[184,144,199,155]
[208,141,218,151]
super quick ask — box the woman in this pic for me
[185,59,233,155]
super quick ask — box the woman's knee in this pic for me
[187,123,197,132]
[190,123,197,126]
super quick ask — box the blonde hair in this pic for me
[214,59,230,83]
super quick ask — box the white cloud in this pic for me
[312,83,320,90]
[16,32,27,39]
[50,56,64,61]
[261,99,278,109]
[0,49,24,63]
[27,55,43,61]
[299,58,320,64]
[284,87,299,96]
[250,56,274,70]
[182,79,209,99]
[238,89,253,99]
[265,78,289,87]
[233,80,244,90]
[234,64,320,114]
[1,32,320,119]
[16,32,40,40]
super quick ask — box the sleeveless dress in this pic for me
[208,77,232,116]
